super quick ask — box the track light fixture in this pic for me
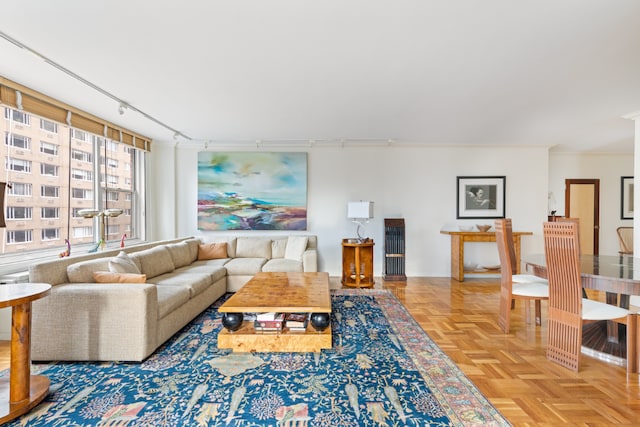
[118,103,127,115]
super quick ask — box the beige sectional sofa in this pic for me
[28,234,318,362]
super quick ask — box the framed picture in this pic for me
[456,176,506,219]
[621,176,634,220]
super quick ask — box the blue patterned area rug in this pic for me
[6,289,510,426]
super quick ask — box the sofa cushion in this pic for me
[166,242,192,268]
[198,242,228,260]
[130,246,175,278]
[285,236,308,261]
[155,284,191,319]
[262,258,304,273]
[236,238,271,258]
[67,258,111,283]
[271,239,287,259]
[184,238,201,262]
[148,272,211,298]
[109,251,142,274]
[188,259,230,270]
[224,258,267,275]
[93,271,147,283]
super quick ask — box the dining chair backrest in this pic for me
[617,227,633,255]
[543,221,584,371]
[556,217,581,254]
[495,218,514,332]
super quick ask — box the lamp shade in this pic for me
[347,201,374,219]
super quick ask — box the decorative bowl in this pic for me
[458,226,473,232]
[476,224,491,232]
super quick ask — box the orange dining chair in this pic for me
[543,221,637,373]
[495,218,549,333]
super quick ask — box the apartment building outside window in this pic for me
[4,109,29,125]
[41,207,59,219]
[40,141,58,156]
[8,183,31,196]
[1,106,146,262]
[6,207,32,220]
[7,230,32,244]
[40,163,59,177]
[39,118,57,134]
[5,133,30,149]
[6,157,31,172]
[41,185,59,198]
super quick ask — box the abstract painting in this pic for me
[198,152,307,230]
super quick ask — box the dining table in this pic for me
[524,253,639,370]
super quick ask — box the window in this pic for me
[106,175,118,185]
[71,208,86,218]
[8,182,32,196]
[40,141,58,156]
[41,228,60,241]
[40,119,58,133]
[6,207,32,220]
[106,224,119,236]
[41,185,59,198]
[6,230,33,244]
[6,158,31,172]
[105,140,118,152]
[5,133,31,150]
[40,163,59,177]
[72,129,87,141]
[4,108,30,125]
[72,188,93,200]
[0,104,146,263]
[106,191,119,202]
[41,207,59,219]
[72,226,93,238]
[72,169,92,181]
[72,149,92,162]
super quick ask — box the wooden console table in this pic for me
[440,230,532,282]
[0,283,51,424]
[342,239,375,288]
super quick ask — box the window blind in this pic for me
[0,76,151,151]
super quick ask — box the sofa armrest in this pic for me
[302,249,318,272]
[31,283,159,361]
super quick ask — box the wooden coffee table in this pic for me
[218,272,332,353]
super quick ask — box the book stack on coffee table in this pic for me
[254,312,284,333]
[285,313,309,332]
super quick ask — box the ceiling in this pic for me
[1,1,639,153]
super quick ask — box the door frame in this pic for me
[565,178,600,255]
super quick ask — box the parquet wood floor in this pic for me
[0,276,638,426]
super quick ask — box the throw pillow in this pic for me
[271,238,287,259]
[198,242,228,260]
[236,238,271,258]
[109,251,141,274]
[284,236,309,261]
[93,271,147,283]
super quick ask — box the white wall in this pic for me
[150,142,557,276]
[548,152,634,255]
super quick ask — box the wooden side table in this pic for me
[341,239,375,288]
[0,283,51,424]
[440,230,532,282]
